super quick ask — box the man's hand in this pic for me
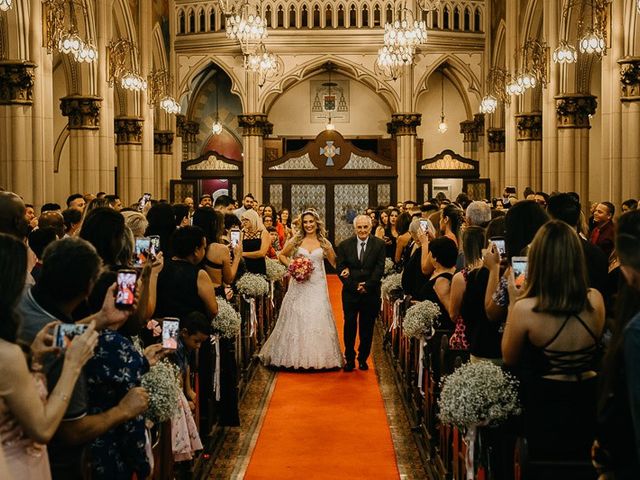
[31,320,61,364]
[357,282,367,294]
[118,387,149,419]
[340,268,350,278]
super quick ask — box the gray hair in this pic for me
[408,217,422,237]
[466,201,491,226]
[122,210,149,238]
[352,214,372,227]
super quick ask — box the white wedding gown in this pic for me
[259,247,344,369]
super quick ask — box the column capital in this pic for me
[619,57,640,100]
[487,128,505,152]
[473,113,485,135]
[0,61,37,105]
[60,95,102,130]
[238,114,273,136]
[154,131,174,155]
[555,94,597,128]
[114,117,144,145]
[387,113,421,136]
[460,119,478,142]
[516,113,543,140]
[176,114,186,137]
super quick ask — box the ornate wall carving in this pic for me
[0,61,36,105]
[487,128,505,152]
[619,57,640,100]
[555,94,597,128]
[516,113,542,141]
[60,95,102,129]
[114,117,144,145]
[154,131,174,155]
[387,113,422,136]
[238,114,273,136]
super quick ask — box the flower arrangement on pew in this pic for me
[212,297,242,338]
[402,300,440,339]
[438,361,521,429]
[265,257,287,282]
[236,273,270,297]
[141,359,181,424]
[287,255,314,283]
[381,272,403,300]
[383,258,395,277]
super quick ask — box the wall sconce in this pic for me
[245,42,280,87]
[107,39,146,92]
[0,0,13,12]
[148,70,181,115]
[553,0,610,63]
[43,0,97,63]
[479,67,510,114]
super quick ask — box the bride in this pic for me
[259,210,344,369]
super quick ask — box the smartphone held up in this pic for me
[54,323,89,349]
[511,256,528,289]
[162,318,180,350]
[115,269,137,308]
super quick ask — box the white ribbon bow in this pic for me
[390,298,403,331]
[464,426,477,480]
[417,336,427,396]
[210,334,221,401]
[243,295,257,338]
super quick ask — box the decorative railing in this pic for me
[175,0,485,35]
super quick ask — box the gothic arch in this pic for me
[177,57,245,112]
[260,55,399,115]
[414,54,481,116]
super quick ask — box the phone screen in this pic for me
[116,270,137,307]
[148,235,161,257]
[162,318,180,350]
[138,193,151,212]
[230,230,241,248]
[511,257,528,289]
[134,237,151,267]
[54,323,88,349]
[491,238,506,257]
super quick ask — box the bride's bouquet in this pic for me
[288,255,314,283]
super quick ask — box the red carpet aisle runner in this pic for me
[243,275,400,479]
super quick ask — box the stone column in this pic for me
[114,117,144,206]
[474,113,486,176]
[619,58,640,202]
[60,95,102,195]
[515,113,543,193]
[542,0,561,194]
[0,61,36,199]
[555,94,597,202]
[183,120,199,161]
[96,0,115,193]
[388,113,421,202]
[238,114,272,202]
[487,128,505,198]
[154,131,174,200]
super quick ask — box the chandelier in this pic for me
[552,40,578,64]
[438,73,447,134]
[553,0,610,63]
[212,72,223,135]
[245,42,279,87]
[226,0,267,53]
[148,70,181,115]
[0,0,13,12]
[376,44,413,80]
[479,67,510,114]
[43,0,98,63]
[108,39,146,92]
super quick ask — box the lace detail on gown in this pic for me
[259,247,344,369]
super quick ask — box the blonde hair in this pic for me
[522,220,591,315]
[241,209,263,233]
[289,210,330,253]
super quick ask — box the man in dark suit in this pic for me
[590,201,616,259]
[336,215,386,372]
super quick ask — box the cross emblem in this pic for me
[319,141,340,166]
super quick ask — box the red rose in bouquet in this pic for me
[287,255,314,283]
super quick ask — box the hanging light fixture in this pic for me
[552,40,578,64]
[479,95,498,114]
[0,0,13,11]
[376,45,413,80]
[245,42,279,86]
[579,29,605,55]
[108,39,146,91]
[438,73,448,134]
[226,0,267,54]
[212,76,223,135]
[44,0,98,63]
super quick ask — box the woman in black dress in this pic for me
[240,209,270,275]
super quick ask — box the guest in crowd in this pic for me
[401,218,430,300]
[105,195,122,212]
[240,210,269,275]
[121,210,149,238]
[590,201,616,259]
[594,209,640,478]
[146,202,177,256]
[65,194,86,212]
[234,193,255,219]
[394,212,413,266]
[621,198,638,213]
[38,211,65,239]
[61,208,82,236]
[213,195,236,214]
[383,208,400,259]
[466,200,491,228]
[502,220,605,461]
[439,204,464,247]
[375,209,389,239]
[198,194,212,209]
[27,227,57,283]
[0,233,98,480]
[278,208,292,242]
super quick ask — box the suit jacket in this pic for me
[590,220,615,260]
[336,235,386,298]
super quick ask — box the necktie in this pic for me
[359,241,366,262]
